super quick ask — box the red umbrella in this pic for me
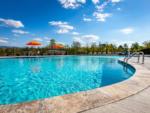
[26,41,41,55]
[26,41,41,46]
[51,44,64,49]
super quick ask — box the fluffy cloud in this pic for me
[12,29,29,34]
[82,35,99,42]
[43,37,50,40]
[33,37,52,44]
[0,18,24,28]
[96,0,110,12]
[93,12,112,22]
[58,0,121,23]
[74,37,84,43]
[117,7,121,11]
[58,0,122,13]
[111,40,135,47]
[33,38,43,41]
[0,37,8,40]
[92,0,122,22]
[49,21,74,34]
[83,17,92,22]
[92,0,99,4]
[95,0,122,12]
[58,0,120,9]
[120,27,134,34]
[58,0,86,9]
[49,21,73,30]
[57,29,70,34]
[0,38,8,43]
[73,34,99,45]
[111,0,121,3]
[72,32,80,35]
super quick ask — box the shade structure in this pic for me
[51,44,64,49]
[26,41,41,46]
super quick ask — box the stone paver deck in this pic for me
[0,56,150,113]
[83,56,150,113]
[82,86,150,113]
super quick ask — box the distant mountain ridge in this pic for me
[0,46,19,48]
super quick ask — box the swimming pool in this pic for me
[0,56,135,104]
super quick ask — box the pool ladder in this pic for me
[124,52,145,64]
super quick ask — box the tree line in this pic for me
[65,40,150,55]
[0,40,150,56]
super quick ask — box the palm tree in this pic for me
[71,41,81,54]
[118,45,124,52]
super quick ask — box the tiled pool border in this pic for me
[0,58,150,113]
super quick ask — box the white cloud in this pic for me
[72,32,80,35]
[49,21,74,34]
[92,0,99,4]
[111,0,121,3]
[43,37,50,40]
[0,39,8,43]
[0,18,24,28]
[58,0,86,9]
[93,12,112,22]
[74,37,84,44]
[117,7,121,11]
[82,35,99,42]
[58,0,121,9]
[12,29,29,34]
[95,0,121,12]
[13,34,20,37]
[46,40,50,43]
[49,21,73,30]
[57,29,70,34]
[34,37,52,43]
[96,0,110,12]
[73,34,100,45]
[83,17,92,22]
[120,28,134,35]
[33,38,43,41]
[0,37,9,40]
[111,40,135,47]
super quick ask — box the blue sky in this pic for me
[0,0,150,47]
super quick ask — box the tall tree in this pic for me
[72,41,81,48]
[118,45,124,52]
[71,41,81,54]
[131,42,141,52]
[143,40,150,48]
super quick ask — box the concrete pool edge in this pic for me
[0,59,150,113]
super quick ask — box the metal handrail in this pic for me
[124,52,137,62]
[124,52,144,64]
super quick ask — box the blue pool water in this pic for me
[0,56,135,104]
